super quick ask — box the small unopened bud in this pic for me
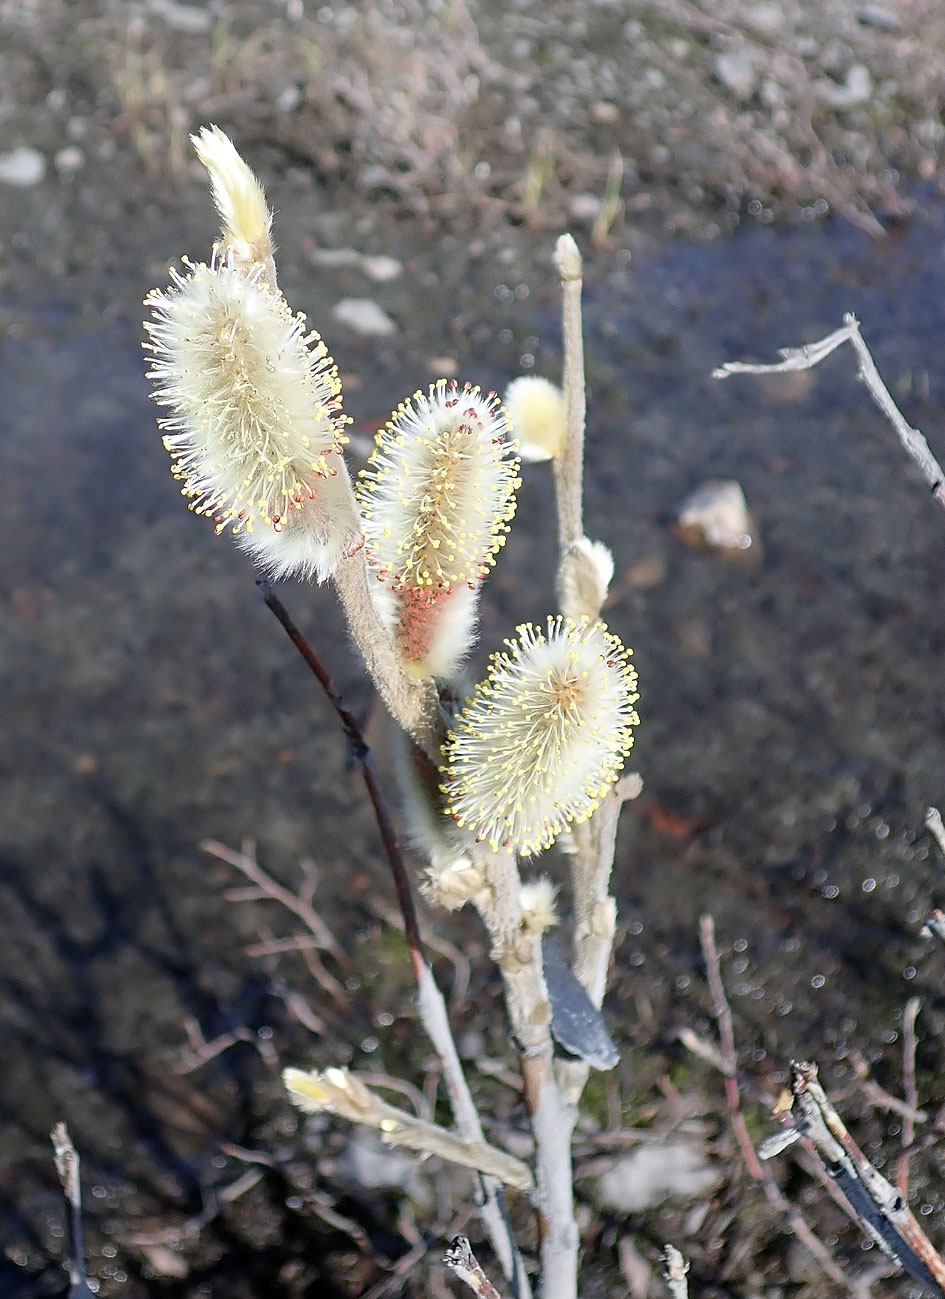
[553,233,582,282]
[519,878,559,933]
[557,536,614,620]
[192,125,275,281]
[504,376,566,463]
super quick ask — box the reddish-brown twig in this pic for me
[258,580,529,1298]
[698,915,763,1182]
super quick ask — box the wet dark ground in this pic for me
[5,161,945,1296]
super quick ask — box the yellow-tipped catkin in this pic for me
[503,375,566,462]
[357,379,521,679]
[442,616,639,855]
[144,257,359,580]
[192,125,275,278]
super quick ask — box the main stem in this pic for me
[474,849,579,1299]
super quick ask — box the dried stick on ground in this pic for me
[444,1236,505,1299]
[714,314,945,515]
[662,1245,690,1299]
[699,916,763,1182]
[50,1123,95,1299]
[761,1061,945,1295]
[261,586,528,1296]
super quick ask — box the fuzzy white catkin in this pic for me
[356,379,521,679]
[144,258,359,580]
[443,616,639,855]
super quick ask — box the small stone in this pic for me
[309,248,402,281]
[746,4,784,33]
[592,1142,719,1213]
[427,355,459,376]
[360,254,402,282]
[591,100,620,123]
[858,5,900,31]
[138,1245,188,1278]
[309,247,360,269]
[569,193,603,222]
[818,64,872,108]
[146,0,212,30]
[0,147,46,187]
[674,479,758,559]
[714,50,758,101]
[54,145,85,174]
[331,297,397,337]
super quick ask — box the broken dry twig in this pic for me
[715,314,945,516]
[662,1245,690,1299]
[444,1235,505,1299]
[284,1066,534,1192]
[760,1061,945,1295]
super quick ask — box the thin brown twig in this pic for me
[849,1053,928,1126]
[699,915,763,1182]
[258,582,529,1297]
[206,839,347,999]
[696,918,856,1292]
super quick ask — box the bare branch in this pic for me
[472,848,577,1299]
[714,314,945,515]
[899,997,921,1197]
[257,587,529,1295]
[552,234,586,554]
[762,1061,945,1295]
[50,1124,94,1298]
[694,924,856,1293]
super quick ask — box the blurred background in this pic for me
[5,1,945,1295]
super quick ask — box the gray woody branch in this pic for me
[760,1061,945,1295]
[714,313,945,515]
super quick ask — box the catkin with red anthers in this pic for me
[356,379,521,680]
